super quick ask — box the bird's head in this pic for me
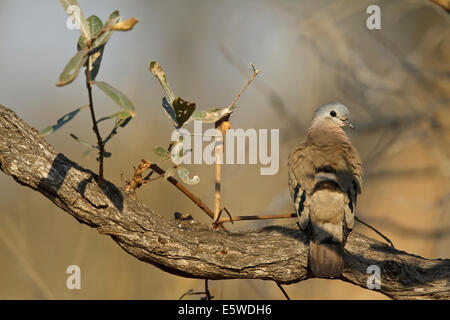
[311,102,354,129]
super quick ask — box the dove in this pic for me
[287,102,362,278]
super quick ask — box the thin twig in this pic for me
[178,289,206,300]
[212,117,230,225]
[126,160,227,230]
[221,43,302,132]
[229,64,260,109]
[275,282,291,300]
[149,163,215,220]
[219,213,296,224]
[355,216,395,248]
[218,212,395,248]
[143,175,164,183]
[212,66,260,224]
[214,206,234,226]
[221,207,234,224]
[85,55,105,186]
[177,280,213,300]
[213,124,224,224]
[178,288,214,300]
[204,279,212,300]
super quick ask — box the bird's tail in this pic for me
[309,240,344,278]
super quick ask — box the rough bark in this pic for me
[0,105,448,300]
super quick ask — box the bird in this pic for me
[287,102,362,278]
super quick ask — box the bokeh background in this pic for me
[0,0,449,299]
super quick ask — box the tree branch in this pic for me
[0,104,448,300]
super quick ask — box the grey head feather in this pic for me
[312,102,353,128]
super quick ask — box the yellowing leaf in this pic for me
[110,17,139,31]
[185,105,237,124]
[149,61,175,103]
[97,110,135,124]
[153,147,171,160]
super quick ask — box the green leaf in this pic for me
[93,10,121,48]
[70,134,112,159]
[102,126,119,145]
[97,109,134,124]
[82,148,93,159]
[87,15,103,38]
[69,133,96,148]
[39,105,89,137]
[78,15,103,48]
[177,167,200,185]
[56,48,88,86]
[102,115,133,145]
[76,16,105,80]
[172,97,196,128]
[153,147,171,160]
[58,0,91,40]
[117,115,132,128]
[82,148,110,159]
[93,81,136,113]
[186,105,237,124]
[149,61,175,103]
[107,10,121,25]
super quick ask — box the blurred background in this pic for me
[0,0,449,299]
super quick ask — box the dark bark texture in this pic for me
[0,105,448,299]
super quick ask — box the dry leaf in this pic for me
[110,17,139,31]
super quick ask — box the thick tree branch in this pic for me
[0,105,449,300]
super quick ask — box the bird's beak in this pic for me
[343,120,354,129]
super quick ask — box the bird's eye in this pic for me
[330,111,337,117]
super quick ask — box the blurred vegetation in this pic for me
[0,0,448,299]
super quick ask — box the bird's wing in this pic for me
[288,140,363,232]
[287,142,315,231]
[338,142,362,231]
